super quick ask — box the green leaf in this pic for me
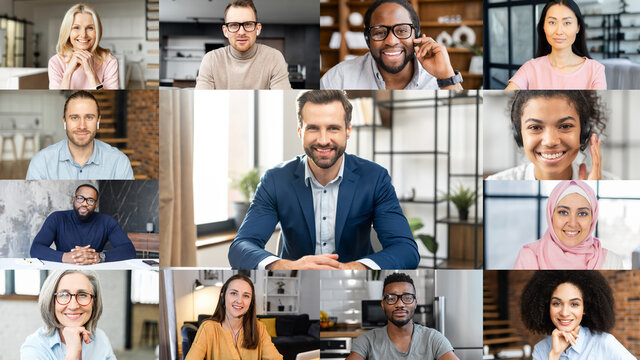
[418,234,438,254]
[407,218,424,235]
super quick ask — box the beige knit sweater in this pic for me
[195,43,291,89]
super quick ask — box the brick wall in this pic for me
[499,270,640,356]
[127,90,159,179]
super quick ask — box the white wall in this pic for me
[0,270,128,359]
[0,90,67,161]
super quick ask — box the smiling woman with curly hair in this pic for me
[521,271,634,360]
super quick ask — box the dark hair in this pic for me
[364,0,420,36]
[64,90,101,118]
[296,90,353,128]
[383,273,416,295]
[536,0,590,58]
[521,271,615,335]
[75,183,99,198]
[224,0,258,22]
[510,90,607,150]
[210,274,259,349]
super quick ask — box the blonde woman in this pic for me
[48,4,119,89]
[20,270,116,359]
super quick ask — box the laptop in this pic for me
[295,349,320,360]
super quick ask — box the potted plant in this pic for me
[366,270,383,299]
[231,168,261,228]
[458,43,483,75]
[278,300,285,312]
[276,280,286,294]
[445,184,476,221]
[408,218,438,256]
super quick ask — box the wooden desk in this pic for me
[128,232,159,253]
[320,323,367,338]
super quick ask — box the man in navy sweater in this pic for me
[30,184,136,264]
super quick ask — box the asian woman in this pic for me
[505,0,605,90]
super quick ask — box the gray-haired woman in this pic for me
[20,270,116,359]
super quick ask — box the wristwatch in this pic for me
[98,252,106,263]
[437,71,463,88]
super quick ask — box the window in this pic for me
[1,270,46,297]
[131,270,159,304]
[0,16,27,67]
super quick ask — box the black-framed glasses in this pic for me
[74,195,96,206]
[55,291,95,306]
[367,23,414,41]
[383,293,416,305]
[224,21,258,32]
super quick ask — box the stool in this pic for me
[40,131,55,149]
[126,55,146,89]
[21,132,36,160]
[142,319,158,347]
[0,132,17,161]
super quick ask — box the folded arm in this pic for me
[104,218,136,261]
[30,215,65,262]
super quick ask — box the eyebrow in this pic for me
[67,113,97,117]
[523,116,577,125]
[556,205,590,211]
[547,16,574,20]
[551,296,582,302]
[57,288,91,293]
[229,288,251,295]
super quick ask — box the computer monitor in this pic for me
[361,300,386,328]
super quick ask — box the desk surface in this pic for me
[320,324,368,338]
[0,258,157,270]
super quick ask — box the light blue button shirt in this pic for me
[258,155,379,269]
[26,139,134,180]
[20,327,117,360]
[533,326,635,360]
[320,52,439,90]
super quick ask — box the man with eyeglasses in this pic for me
[26,90,134,180]
[30,184,136,265]
[347,273,459,360]
[320,0,463,90]
[195,0,291,89]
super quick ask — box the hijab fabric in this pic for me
[533,180,605,269]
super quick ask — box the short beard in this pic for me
[373,49,414,74]
[74,206,93,222]
[304,144,345,170]
[389,317,412,328]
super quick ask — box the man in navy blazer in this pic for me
[228,90,419,269]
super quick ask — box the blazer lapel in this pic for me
[335,154,359,249]
[292,157,316,249]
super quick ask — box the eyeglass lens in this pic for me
[55,291,93,306]
[225,21,257,32]
[75,195,96,206]
[369,24,413,41]
[384,293,416,304]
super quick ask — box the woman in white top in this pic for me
[488,91,615,180]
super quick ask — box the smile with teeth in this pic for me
[538,151,565,160]
[382,49,403,57]
[232,304,244,310]
[65,313,84,320]
[558,319,573,326]
[563,230,580,237]
[314,148,334,155]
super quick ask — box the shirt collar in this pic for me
[304,154,345,187]
[46,328,63,350]
[368,52,422,89]
[567,326,588,355]
[60,139,100,165]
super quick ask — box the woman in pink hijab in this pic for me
[514,180,623,269]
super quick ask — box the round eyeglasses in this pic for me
[55,291,95,306]
[224,21,258,33]
[383,293,416,305]
[74,195,96,206]
[368,24,415,41]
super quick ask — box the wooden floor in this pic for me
[0,160,29,179]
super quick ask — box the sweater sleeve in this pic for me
[195,52,216,89]
[258,321,283,360]
[48,55,64,90]
[103,217,136,261]
[268,50,292,90]
[101,55,120,89]
[30,213,65,262]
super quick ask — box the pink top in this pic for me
[510,55,606,90]
[48,53,119,89]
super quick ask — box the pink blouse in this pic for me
[509,55,606,90]
[48,53,119,89]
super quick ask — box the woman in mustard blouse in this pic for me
[185,274,283,360]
